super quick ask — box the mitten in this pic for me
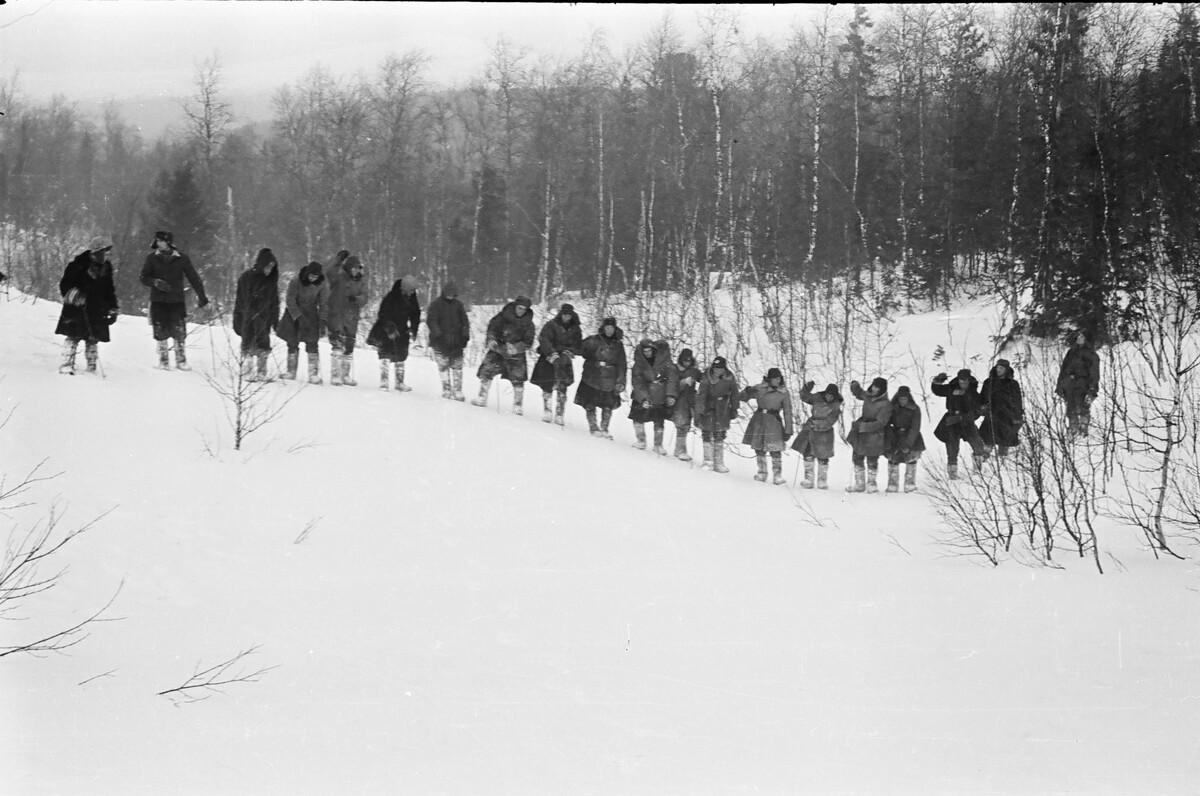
[933,372,948,384]
[153,278,171,292]
[642,400,651,409]
[681,376,695,388]
[666,396,676,407]
[804,380,815,391]
[548,353,559,363]
[850,379,861,391]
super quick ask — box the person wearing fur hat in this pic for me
[277,261,330,383]
[884,385,925,492]
[140,230,208,370]
[846,377,893,492]
[695,356,741,473]
[629,338,680,454]
[426,280,470,400]
[932,368,987,478]
[979,359,1024,458]
[739,368,794,484]
[232,248,280,381]
[575,317,627,438]
[530,303,583,424]
[55,236,119,375]
[792,381,843,489]
[473,295,536,413]
[670,348,703,460]
[1056,332,1100,437]
[325,254,367,386]
[368,276,422,392]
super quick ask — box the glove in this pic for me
[198,298,210,309]
[933,372,948,384]
[850,379,861,391]
[548,353,559,363]
[804,380,815,391]
[153,278,171,292]
[666,396,676,407]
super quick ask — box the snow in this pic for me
[3,290,1199,794]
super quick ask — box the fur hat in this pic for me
[559,303,575,315]
[152,230,173,249]
[823,383,842,402]
[442,280,458,298]
[301,261,324,283]
[711,356,728,371]
[514,295,532,309]
[89,235,113,253]
[893,385,914,403]
[956,368,973,381]
[678,348,695,365]
[870,376,889,394]
[601,316,617,330]
[766,367,783,383]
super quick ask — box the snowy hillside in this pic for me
[3,290,1200,794]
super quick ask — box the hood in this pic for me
[441,280,458,300]
[299,261,325,284]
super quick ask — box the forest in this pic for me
[1,3,1198,342]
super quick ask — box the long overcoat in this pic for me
[530,309,583,391]
[56,251,118,343]
[233,260,280,351]
[792,383,843,460]
[277,262,330,348]
[695,368,741,435]
[979,366,1024,448]
[847,381,893,458]
[740,382,794,452]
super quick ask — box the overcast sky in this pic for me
[1,1,828,102]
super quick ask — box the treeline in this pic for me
[2,3,1198,339]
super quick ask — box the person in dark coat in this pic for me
[472,295,535,414]
[979,358,1024,458]
[1056,332,1100,437]
[368,275,422,392]
[575,317,627,438]
[695,356,740,473]
[793,382,843,489]
[628,338,680,455]
[846,377,892,493]
[932,368,987,478]
[884,385,926,493]
[233,248,280,381]
[670,348,702,461]
[56,236,119,375]
[530,303,583,424]
[325,254,366,386]
[740,368,794,484]
[277,261,329,383]
[140,230,208,370]
[426,280,470,401]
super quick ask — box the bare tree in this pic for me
[203,328,301,452]
[157,644,279,704]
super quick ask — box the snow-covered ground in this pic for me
[2,289,1199,794]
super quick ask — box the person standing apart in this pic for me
[56,236,118,375]
[140,230,208,371]
[1056,332,1100,438]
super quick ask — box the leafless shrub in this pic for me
[203,328,300,451]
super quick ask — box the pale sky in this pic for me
[0,1,829,102]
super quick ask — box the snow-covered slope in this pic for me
[2,291,1198,794]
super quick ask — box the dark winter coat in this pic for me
[140,247,207,306]
[671,361,704,427]
[367,280,422,360]
[485,302,536,353]
[629,339,679,407]
[425,286,470,356]
[740,382,794,452]
[979,365,1024,448]
[530,309,583,391]
[578,325,627,393]
[55,251,118,342]
[847,380,893,458]
[932,375,983,443]
[884,387,926,463]
[695,367,741,434]
[277,262,329,347]
[792,382,843,460]
[326,259,367,338]
[233,258,280,351]
[1056,344,1100,399]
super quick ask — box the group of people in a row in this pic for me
[53,234,1104,491]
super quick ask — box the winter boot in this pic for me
[600,408,613,439]
[947,462,959,481]
[59,339,78,375]
[713,443,730,474]
[512,384,524,415]
[771,453,787,485]
[542,392,554,423]
[341,354,357,386]
[283,351,299,381]
[256,353,269,380]
[394,362,412,392]
[84,341,99,374]
[587,408,603,437]
[817,460,829,490]
[174,341,190,371]
[652,424,667,456]
[329,354,344,386]
[554,389,567,425]
[904,461,919,493]
[886,462,900,493]
[800,458,815,489]
[379,360,392,390]
[754,453,768,482]
[674,432,692,461]
[471,378,492,407]
[701,441,715,470]
[846,465,866,493]
[865,461,879,493]
[633,423,648,450]
[451,368,465,401]
[438,368,452,398]
[307,352,323,385]
[157,340,171,370]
